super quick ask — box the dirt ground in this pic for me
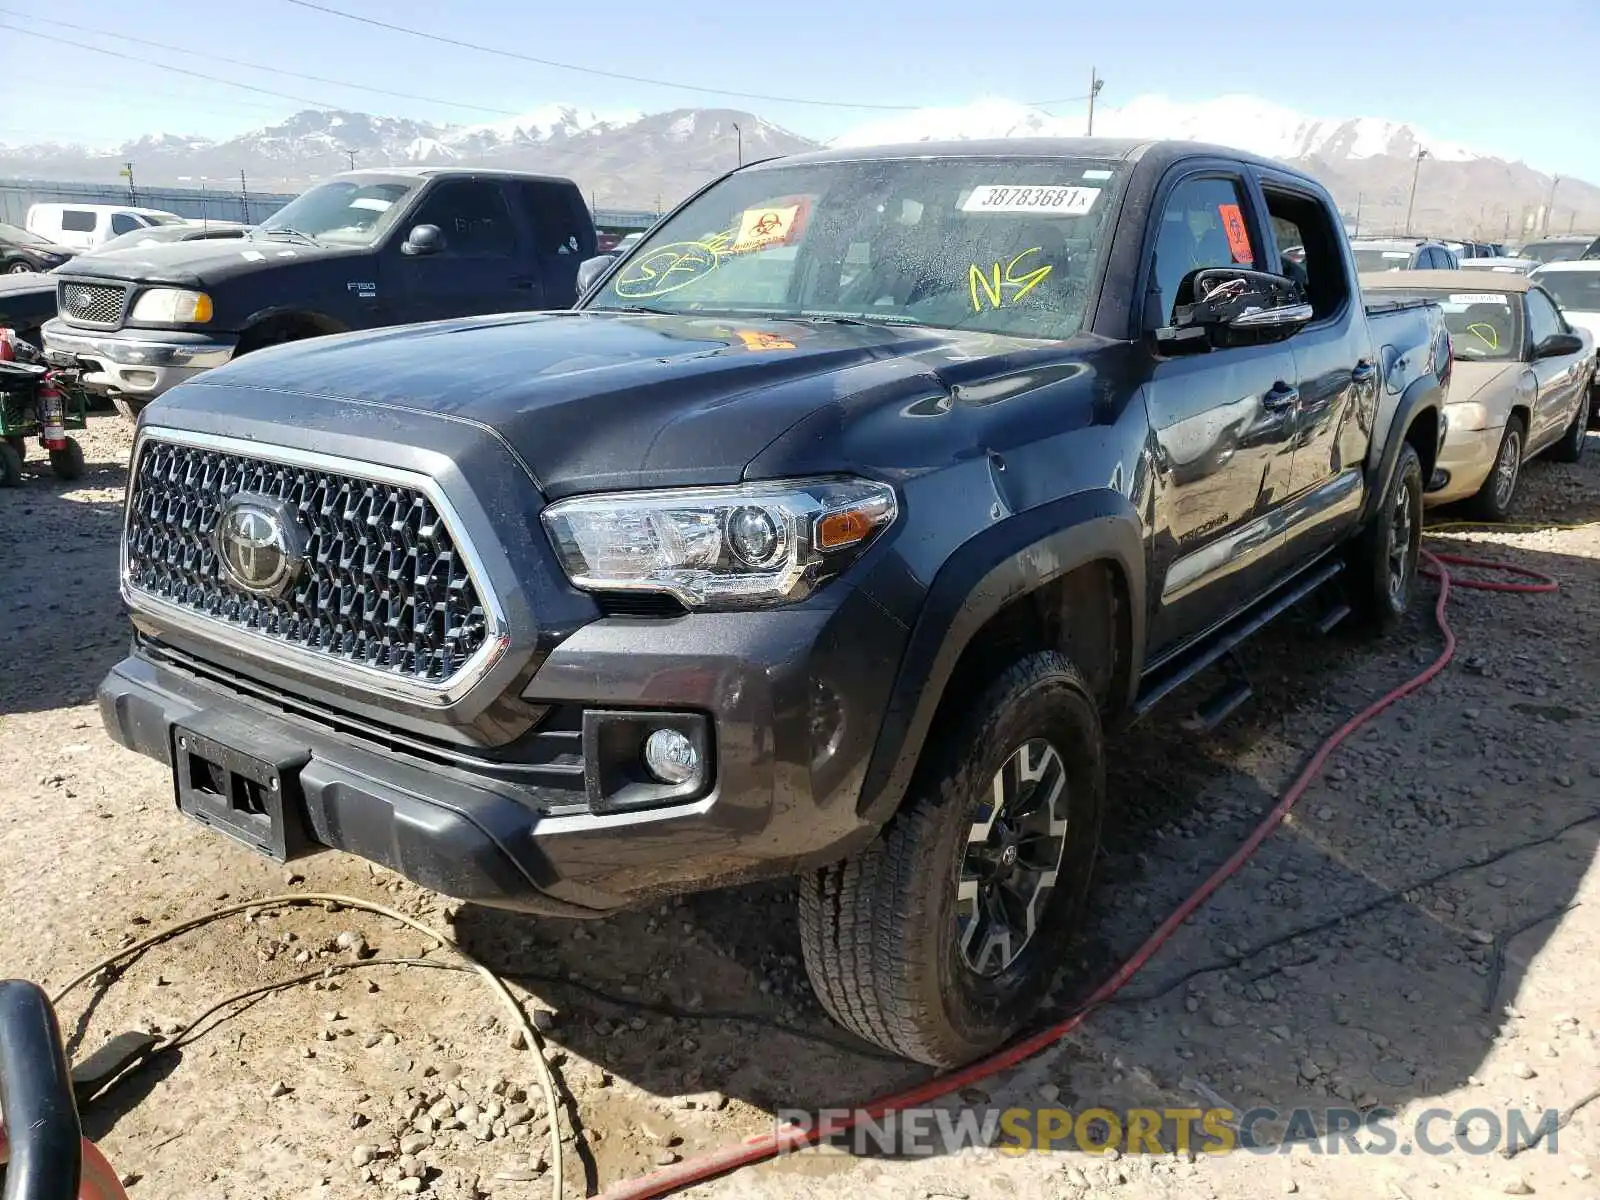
[3,412,1599,1200]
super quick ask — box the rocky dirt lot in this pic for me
[2,414,1599,1200]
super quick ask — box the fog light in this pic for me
[643,728,699,784]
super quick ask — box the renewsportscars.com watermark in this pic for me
[773,1105,1562,1158]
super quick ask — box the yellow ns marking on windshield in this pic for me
[969,248,1052,312]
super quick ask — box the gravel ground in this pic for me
[2,414,1598,1200]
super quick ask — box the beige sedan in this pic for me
[1361,270,1596,519]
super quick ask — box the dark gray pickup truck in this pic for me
[99,138,1450,1066]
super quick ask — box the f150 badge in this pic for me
[347,281,377,299]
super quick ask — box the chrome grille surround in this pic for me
[121,428,509,707]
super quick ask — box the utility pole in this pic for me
[341,148,357,170]
[239,170,251,224]
[1569,210,1577,234]
[1085,67,1104,136]
[732,121,743,167]
[1503,210,1512,241]
[1403,147,1428,236]
[1353,192,1363,236]
[1543,175,1560,236]
[120,160,136,205]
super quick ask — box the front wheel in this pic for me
[111,396,148,423]
[0,442,22,487]
[1349,440,1423,632]
[1467,416,1525,521]
[3,260,33,275]
[798,651,1105,1067]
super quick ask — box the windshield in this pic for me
[1519,240,1588,264]
[144,213,185,226]
[1534,269,1600,313]
[1378,288,1525,361]
[0,221,54,247]
[1353,248,1414,272]
[585,156,1126,339]
[258,178,419,245]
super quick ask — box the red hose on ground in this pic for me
[599,547,1558,1200]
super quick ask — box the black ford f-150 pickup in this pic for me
[41,168,596,419]
[99,138,1450,1067]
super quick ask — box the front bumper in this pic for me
[98,593,900,916]
[1424,420,1503,506]
[42,320,237,397]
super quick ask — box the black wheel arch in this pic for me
[236,308,348,354]
[1363,374,1443,526]
[856,487,1146,826]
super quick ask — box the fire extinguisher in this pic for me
[37,373,67,451]
[0,327,14,363]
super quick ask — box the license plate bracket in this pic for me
[172,717,311,862]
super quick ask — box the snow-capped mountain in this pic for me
[830,94,1481,164]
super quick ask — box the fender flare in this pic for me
[1363,374,1443,523]
[239,306,348,337]
[856,487,1147,825]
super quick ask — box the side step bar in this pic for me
[1131,556,1345,724]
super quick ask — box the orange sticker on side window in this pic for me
[1217,203,1253,264]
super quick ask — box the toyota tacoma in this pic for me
[99,138,1450,1066]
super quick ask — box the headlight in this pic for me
[130,288,213,324]
[542,477,898,609]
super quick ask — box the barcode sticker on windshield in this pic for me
[961,185,1100,215]
[1448,293,1510,304]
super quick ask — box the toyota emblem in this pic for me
[214,494,304,598]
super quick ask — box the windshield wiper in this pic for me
[796,313,922,327]
[591,303,676,315]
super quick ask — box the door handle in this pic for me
[1351,359,1376,384]
[1263,382,1300,411]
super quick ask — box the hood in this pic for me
[170,310,1070,497]
[1447,360,1525,405]
[61,234,363,288]
[0,271,56,299]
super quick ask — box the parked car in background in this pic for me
[1350,238,1459,272]
[1530,260,1600,422]
[0,222,74,274]
[1517,235,1600,265]
[42,168,598,418]
[1442,239,1498,260]
[1458,255,1540,276]
[99,137,1451,1067]
[1363,270,1594,518]
[24,203,186,252]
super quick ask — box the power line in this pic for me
[0,9,523,118]
[281,0,1090,112]
[0,21,342,110]
[0,70,302,116]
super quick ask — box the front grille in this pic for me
[125,439,492,687]
[59,281,126,326]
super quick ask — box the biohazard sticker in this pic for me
[736,329,797,351]
[731,203,804,252]
[1217,203,1253,264]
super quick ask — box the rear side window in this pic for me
[60,210,97,233]
[1150,176,1259,326]
[1264,186,1347,319]
[518,183,588,256]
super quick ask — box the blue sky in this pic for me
[3,0,1598,180]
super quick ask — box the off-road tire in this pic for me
[1467,415,1525,522]
[0,441,23,487]
[49,438,84,481]
[1550,399,1588,464]
[5,435,25,462]
[798,650,1105,1067]
[1349,439,1423,632]
[112,396,147,423]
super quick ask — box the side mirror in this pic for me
[576,253,617,297]
[402,224,443,256]
[1533,331,1584,359]
[1159,268,1313,352]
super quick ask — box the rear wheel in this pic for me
[1349,440,1423,632]
[1550,399,1588,464]
[0,441,22,487]
[798,650,1105,1067]
[1467,416,1525,521]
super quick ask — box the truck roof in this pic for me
[772,137,1308,177]
[331,167,579,187]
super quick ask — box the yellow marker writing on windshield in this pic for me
[969,247,1052,312]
